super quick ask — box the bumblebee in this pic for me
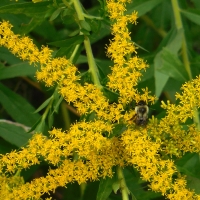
[134,100,149,126]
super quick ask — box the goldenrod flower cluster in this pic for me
[147,76,200,157]
[106,0,155,105]
[0,0,200,199]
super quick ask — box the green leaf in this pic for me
[87,18,101,34]
[165,29,183,54]
[127,0,163,17]
[0,62,36,80]
[159,48,189,82]
[82,181,100,200]
[55,45,79,59]
[20,18,45,35]
[0,137,17,154]
[0,83,40,126]
[34,96,53,113]
[154,49,169,98]
[181,9,200,26]
[0,2,52,19]
[76,55,88,64]
[0,120,32,147]
[0,47,22,65]
[153,28,184,97]
[110,124,127,138]
[52,96,63,115]
[49,8,62,21]
[102,87,119,103]
[187,176,200,194]
[80,20,91,31]
[48,35,84,47]
[48,111,54,128]
[124,167,162,200]
[112,181,120,194]
[176,153,200,178]
[176,153,200,194]
[97,177,116,200]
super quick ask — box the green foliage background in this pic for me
[0,0,200,199]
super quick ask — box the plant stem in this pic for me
[73,0,84,20]
[84,36,102,88]
[117,166,129,200]
[171,0,192,80]
[72,0,102,88]
[83,13,103,20]
[171,0,200,128]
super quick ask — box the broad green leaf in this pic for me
[166,29,183,54]
[0,120,32,147]
[154,28,184,97]
[0,2,52,19]
[192,0,200,8]
[110,123,127,138]
[97,177,116,200]
[97,59,112,77]
[156,28,183,54]
[48,35,84,47]
[140,64,154,82]
[154,71,169,97]
[0,47,21,65]
[76,55,88,64]
[61,182,81,200]
[0,83,40,126]
[154,50,169,98]
[102,87,119,103]
[176,153,200,178]
[124,167,162,200]
[0,137,17,154]
[187,176,200,194]
[82,181,99,200]
[181,9,200,26]
[0,62,36,80]
[176,153,200,194]
[159,48,189,82]
[127,0,163,17]
[20,18,45,35]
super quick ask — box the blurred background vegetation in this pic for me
[0,0,200,199]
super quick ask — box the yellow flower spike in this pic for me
[2,0,200,199]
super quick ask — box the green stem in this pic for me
[61,101,70,130]
[84,36,102,88]
[117,166,129,200]
[69,43,80,62]
[72,0,102,88]
[171,0,200,128]
[83,13,103,20]
[171,0,192,80]
[73,0,84,20]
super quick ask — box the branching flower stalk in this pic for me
[1,0,200,199]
